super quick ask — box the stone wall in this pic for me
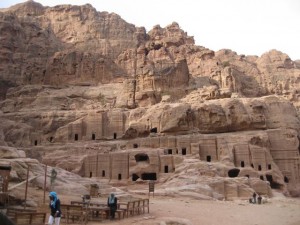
[199,138,218,162]
[85,112,104,140]
[83,129,298,197]
[233,144,251,167]
[267,129,300,184]
[160,155,175,174]
[111,152,129,180]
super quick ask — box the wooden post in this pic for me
[43,164,47,204]
[149,181,155,198]
[24,165,30,209]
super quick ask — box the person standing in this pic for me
[107,193,117,220]
[48,192,61,225]
[257,195,262,204]
[252,192,257,204]
[0,212,15,225]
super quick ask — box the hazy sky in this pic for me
[1,0,300,60]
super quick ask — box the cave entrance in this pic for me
[258,165,262,171]
[266,174,273,182]
[75,134,78,141]
[141,173,157,180]
[182,148,187,155]
[92,133,96,140]
[266,174,281,189]
[168,149,172,155]
[164,165,169,173]
[241,161,245,167]
[150,127,157,133]
[34,140,38,146]
[206,155,211,162]
[135,153,149,163]
[118,174,122,180]
[113,133,117,139]
[228,168,240,178]
[284,176,289,183]
[133,144,138,148]
[268,164,272,170]
[132,174,139,181]
[102,170,105,177]
[89,172,92,178]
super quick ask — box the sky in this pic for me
[1,0,300,60]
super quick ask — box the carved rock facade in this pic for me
[0,1,299,199]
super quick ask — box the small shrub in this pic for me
[222,61,230,68]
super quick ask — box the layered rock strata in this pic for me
[0,1,299,199]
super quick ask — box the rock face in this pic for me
[0,1,300,199]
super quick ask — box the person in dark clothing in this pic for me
[257,195,262,204]
[0,212,15,225]
[48,191,61,225]
[107,193,117,220]
[252,192,257,204]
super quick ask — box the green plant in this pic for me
[222,61,230,68]
[98,93,106,105]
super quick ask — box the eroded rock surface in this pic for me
[0,1,299,200]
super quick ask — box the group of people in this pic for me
[249,192,262,204]
[47,192,118,225]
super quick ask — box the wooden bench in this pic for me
[6,207,37,221]
[119,201,135,217]
[14,212,46,225]
[143,198,150,213]
[134,200,144,215]
[89,202,106,207]
[61,204,87,225]
[88,206,109,221]
[70,201,90,208]
[118,199,149,217]
[87,202,125,220]
[115,203,126,220]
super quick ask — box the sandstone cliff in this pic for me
[0,1,300,201]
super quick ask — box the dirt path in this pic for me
[83,196,300,225]
[14,185,300,225]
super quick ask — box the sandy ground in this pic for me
[84,196,300,225]
[52,193,300,225]
[8,185,300,225]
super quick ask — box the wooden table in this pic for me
[70,201,90,208]
[88,206,110,221]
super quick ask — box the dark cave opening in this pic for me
[266,174,282,189]
[135,153,149,163]
[141,173,157,180]
[132,173,139,181]
[228,168,240,178]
